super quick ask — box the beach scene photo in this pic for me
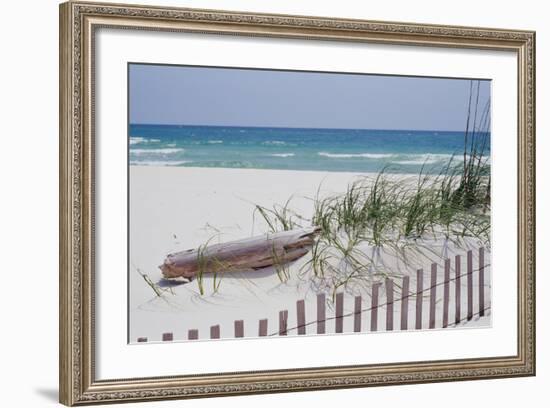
[128,64,492,343]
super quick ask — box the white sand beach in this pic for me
[129,166,491,343]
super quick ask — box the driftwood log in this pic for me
[160,226,321,279]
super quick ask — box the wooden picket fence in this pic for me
[136,247,489,343]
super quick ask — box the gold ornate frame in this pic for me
[59,1,536,405]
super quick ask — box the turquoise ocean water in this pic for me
[129,124,490,174]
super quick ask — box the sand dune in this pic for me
[129,166,491,343]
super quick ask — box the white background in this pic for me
[0,0,546,406]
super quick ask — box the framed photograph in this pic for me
[59,1,536,405]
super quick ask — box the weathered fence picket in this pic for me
[234,320,244,338]
[335,292,344,333]
[210,325,220,339]
[400,276,410,330]
[258,319,268,337]
[354,296,362,332]
[415,269,423,330]
[443,259,451,328]
[479,247,485,316]
[370,282,381,332]
[279,310,288,335]
[297,299,306,335]
[455,255,461,325]
[467,250,473,321]
[429,263,437,329]
[317,293,326,334]
[386,278,394,331]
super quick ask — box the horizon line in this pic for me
[129,123,482,134]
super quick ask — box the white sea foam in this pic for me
[417,154,454,160]
[263,140,287,146]
[399,154,450,162]
[270,153,295,158]
[394,159,440,165]
[207,140,223,144]
[317,152,464,164]
[361,153,395,159]
[318,152,395,159]
[130,160,189,166]
[130,148,184,155]
[394,154,487,165]
[129,137,146,145]
[129,137,161,145]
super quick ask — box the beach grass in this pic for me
[195,236,227,295]
[253,197,303,233]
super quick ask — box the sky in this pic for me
[129,64,491,131]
